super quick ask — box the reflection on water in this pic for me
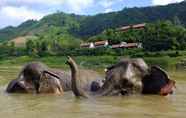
[0,66,186,118]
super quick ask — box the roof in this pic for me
[111,44,121,49]
[112,43,139,49]
[121,43,138,48]
[80,43,91,47]
[118,26,131,31]
[118,23,146,31]
[94,40,108,46]
[132,23,146,29]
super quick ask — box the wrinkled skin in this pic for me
[6,62,103,94]
[67,57,175,98]
[6,62,70,94]
[104,58,149,95]
[103,59,175,96]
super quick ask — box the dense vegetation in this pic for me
[1,2,186,69]
[1,1,186,42]
[90,21,186,51]
[1,20,186,58]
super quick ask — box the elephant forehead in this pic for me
[121,63,135,79]
[39,76,62,93]
[132,59,149,74]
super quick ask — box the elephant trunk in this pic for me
[67,57,89,98]
[67,57,116,97]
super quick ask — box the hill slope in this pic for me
[0,1,186,42]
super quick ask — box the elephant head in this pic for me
[104,58,149,95]
[67,57,150,98]
[38,71,63,94]
[6,62,63,94]
[67,57,175,98]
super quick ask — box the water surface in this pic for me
[0,66,185,118]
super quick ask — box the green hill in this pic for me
[0,1,186,42]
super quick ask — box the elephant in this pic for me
[6,62,103,94]
[6,62,71,94]
[66,57,175,98]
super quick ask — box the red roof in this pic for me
[118,23,146,32]
[94,40,108,46]
[122,43,138,48]
[111,44,121,49]
[132,23,146,29]
[118,26,131,31]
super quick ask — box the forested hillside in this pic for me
[0,1,186,42]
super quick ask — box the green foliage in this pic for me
[24,32,81,57]
[1,20,186,57]
[89,28,143,44]
[142,21,186,51]
[1,1,186,42]
[1,2,186,57]
[26,40,37,56]
[0,20,38,42]
[89,20,186,52]
[0,41,24,57]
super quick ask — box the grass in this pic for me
[0,55,186,71]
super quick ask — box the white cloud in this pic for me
[104,8,113,13]
[1,0,123,28]
[20,0,64,5]
[0,0,95,28]
[64,0,94,12]
[98,0,115,14]
[3,0,64,7]
[2,0,95,14]
[1,6,44,20]
[99,0,114,8]
[0,6,45,27]
[152,0,184,5]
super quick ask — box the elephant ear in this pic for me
[142,66,170,94]
[150,66,170,82]
[6,79,27,93]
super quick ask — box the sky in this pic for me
[0,0,184,28]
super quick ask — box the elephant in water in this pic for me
[66,57,175,98]
[6,62,103,94]
[6,62,71,94]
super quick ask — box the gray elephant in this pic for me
[6,62,71,94]
[66,57,175,98]
[6,62,103,94]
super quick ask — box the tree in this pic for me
[26,40,37,56]
[9,42,16,56]
[173,16,182,26]
[142,21,186,51]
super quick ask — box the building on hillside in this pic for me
[111,42,142,49]
[80,40,109,49]
[80,40,142,49]
[118,25,131,32]
[94,40,109,48]
[132,23,146,30]
[117,23,146,32]
[80,42,95,48]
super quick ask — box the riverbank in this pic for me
[0,55,186,71]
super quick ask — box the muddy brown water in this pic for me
[0,66,186,118]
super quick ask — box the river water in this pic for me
[0,66,185,118]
